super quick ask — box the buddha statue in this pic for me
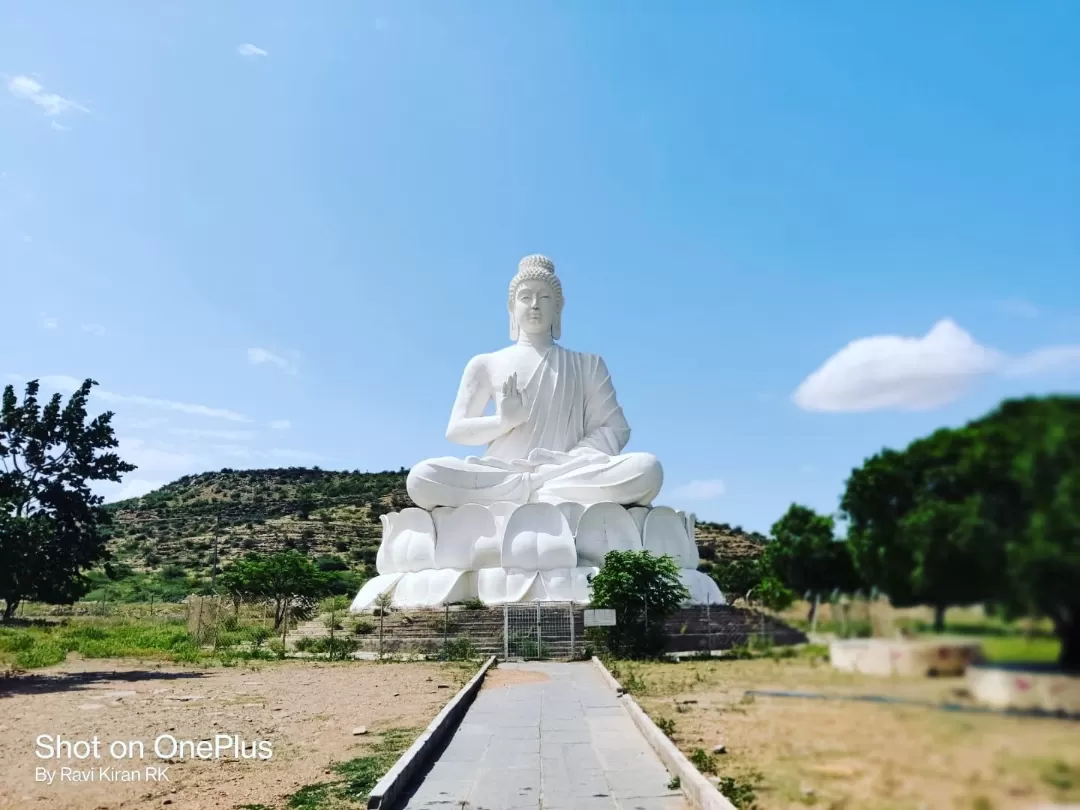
[349,254,725,611]
[407,254,664,510]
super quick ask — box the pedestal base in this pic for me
[349,501,725,610]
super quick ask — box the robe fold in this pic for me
[407,345,662,509]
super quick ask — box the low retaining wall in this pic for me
[967,664,1080,716]
[367,655,497,809]
[829,638,984,677]
[349,604,805,658]
[591,657,737,810]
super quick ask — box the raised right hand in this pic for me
[497,372,528,428]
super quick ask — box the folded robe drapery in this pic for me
[407,345,662,509]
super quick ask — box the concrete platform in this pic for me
[830,637,984,677]
[396,661,688,810]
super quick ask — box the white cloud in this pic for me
[32,374,252,422]
[793,318,1080,413]
[247,347,298,374]
[168,428,257,441]
[998,298,1040,319]
[7,75,89,117]
[100,478,169,503]
[237,43,268,57]
[269,419,291,430]
[50,121,70,132]
[119,437,203,472]
[669,479,727,501]
[40,313,59,329]
[1002,345,1080,377]
[793,319,1003,412]
[81,323,106,336]
[270,448,327,463]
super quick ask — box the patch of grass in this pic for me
[0,618,283,669]
[282,727,419,808]
[979,635,1060,665]
[1042,759,1080,792]
[689,747,716,774]
[715,774,760,810]
[667,775,681,791]
[655,716,676,737]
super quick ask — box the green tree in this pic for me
[766,504,861,624]
[217,550,330,631]
[0,379,135,620]
[320,595,353,660]
[842,427,1006,632]
[710,557,765,603]
[588,550,689,659]
[964,396,1080,671]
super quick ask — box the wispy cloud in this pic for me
[270,448,327,463]
[40,313,59,329]
[270,419,291,430]
[30,374,252,422]
[793,318,1080,413]
[81,323,106,336]
[237,43,268,57]
[7,75,89,117]
[248,347,298,374]
[669,479,727,501]
[168,427,257,441]
[997,298,1040,319]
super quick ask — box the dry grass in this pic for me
[624,651,1080,810]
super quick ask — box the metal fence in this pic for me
[503,602,577,660]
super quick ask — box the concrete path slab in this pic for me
[397,661,688,810]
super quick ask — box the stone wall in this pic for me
[345,603,805,658]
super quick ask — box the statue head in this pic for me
[508,254,564,341]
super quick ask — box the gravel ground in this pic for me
[0,654,474,810]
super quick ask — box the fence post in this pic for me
[569,602,575,659]
[536,601,542,660]
[706,599,712,654]
[503,604,509,660]
[443,604,449,659]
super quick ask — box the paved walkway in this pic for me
[398,661,688,810]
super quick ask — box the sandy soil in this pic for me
[481,668,551,690]
[629,655,1080,810]
[0,655,474,810]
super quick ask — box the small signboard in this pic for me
[583,608,617,627]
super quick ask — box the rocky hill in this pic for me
[103,468,766,579]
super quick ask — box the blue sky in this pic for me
[2,1,1078,533]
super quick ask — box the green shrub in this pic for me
[352,619,375,635]
[689,748,716,774]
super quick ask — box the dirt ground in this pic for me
[0,654,475,810]
[628,654,1080,810]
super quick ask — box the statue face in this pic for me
[512,279,556,336]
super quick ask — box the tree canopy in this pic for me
[217,550,331,630]
[841,395,1079,669]
[589,550,689,659]
[0,379,135,620]
[766,504,862,622]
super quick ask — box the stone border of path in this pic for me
[368,655,497,809]
[591,657,739,810]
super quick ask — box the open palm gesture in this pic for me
[498,372,528,428]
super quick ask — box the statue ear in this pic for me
[509,312,519,341]
[551,310,561,341]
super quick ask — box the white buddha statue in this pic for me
[348,254,725,612]
[407,254,663,510]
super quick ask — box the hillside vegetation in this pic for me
[95,467,763,601]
